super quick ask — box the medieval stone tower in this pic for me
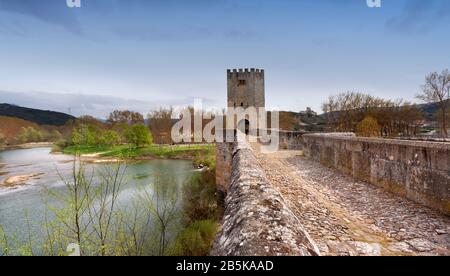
[227,68,265,109]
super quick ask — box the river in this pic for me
[0,147,199,255]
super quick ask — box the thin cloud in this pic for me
[0,90,218,118]
[0,0,83,34]
[386,0,450,34]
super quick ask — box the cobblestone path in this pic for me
[252,146,450,256]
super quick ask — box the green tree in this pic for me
[71,125,97,146]
[19,128,30,143]
[99,130,121,146]
[17,127,43,144]
[124,124,152,148]
[356,116,380,137]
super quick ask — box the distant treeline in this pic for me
[322,92,423,137]
[322,70,450,138]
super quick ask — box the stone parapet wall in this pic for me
[278,130,305,150]
[303,134,450,215]
[212,133,319,256]
[215,142,233,193]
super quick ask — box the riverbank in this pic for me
[0,146,208,256]
[0,142,54,151]
[59,144,216,166]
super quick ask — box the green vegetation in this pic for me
[57,109,215,161]
[62,144,215,160]
[181,169,219,224]
[0,151,220,256]
[173,154,222,256]
[15,126,63,145]
[153,148,218,253]
[173,220,218,256]
[98,130,121,146]
[17,127,44,144]
[124,124,153,148]
[0,161,183,256]
[194,145,216,168]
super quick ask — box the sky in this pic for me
[0,0,450,118]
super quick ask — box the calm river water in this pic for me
[0,147,198,255]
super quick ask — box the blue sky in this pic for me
[0,0,449,117]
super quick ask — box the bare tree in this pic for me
[148,107,174,144]
[141,176,180,256]
[108,110,145,126]
[417,69,450,137]
[322,92,423,137]
[48,160,94,256]
[85,164,127,256]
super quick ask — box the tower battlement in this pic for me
[227,68,264,78]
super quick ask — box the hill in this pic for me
[417,101,446,122]
[0,103,75,126]
[0,116,41,144]
[277,110,327,132]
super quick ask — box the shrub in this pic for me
[182,170,220,225]
[173,220,218,256]
[47,130,63,142]
[52,139,70,152]
[193,147,216,169]
[356,116,380,138]
[16,127,44,144]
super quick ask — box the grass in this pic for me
[62,144,216,160]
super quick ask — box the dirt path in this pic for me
[252,145,450,256]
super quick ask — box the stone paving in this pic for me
[252,146,450,256]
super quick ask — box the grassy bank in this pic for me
[61,144,215,162]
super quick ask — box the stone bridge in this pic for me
[212,132,450,256]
